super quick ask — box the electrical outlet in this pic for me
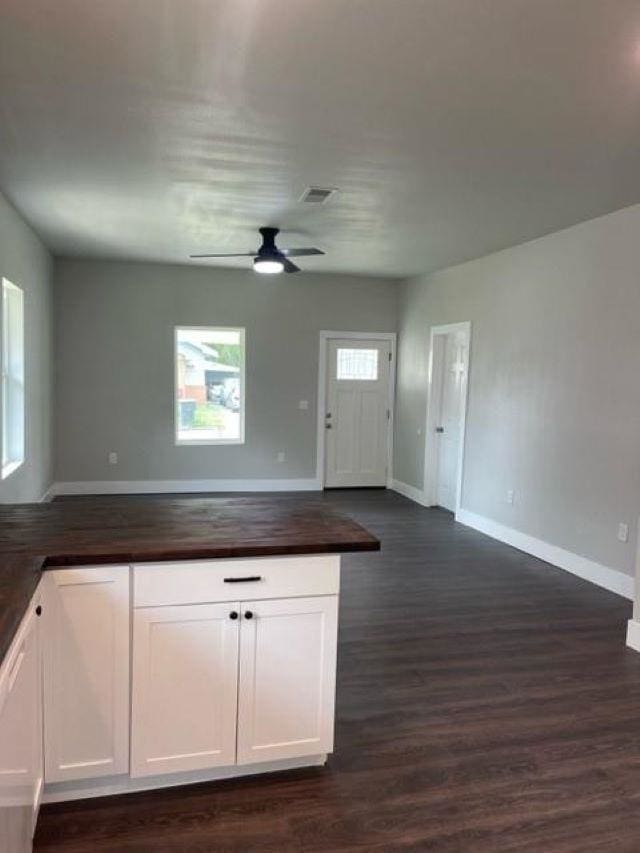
[618,522,629,543]
[108,451,118,465]
[506,490,514,505]
[298,400,309,410]
[277,451,286,463]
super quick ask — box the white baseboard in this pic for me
[43,753,327,803]
[39,483,55,503]
[51,477,322,497]
[626,619,640,652]
[389,478,431,507]
[456,508,634,601]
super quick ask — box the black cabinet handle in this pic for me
[244,611,253,620]
[223,576,262,583]
[229,611,239,620]
[35,605,42,616]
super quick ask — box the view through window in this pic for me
[336,348,379,381]
[2,279,25,478]
[175,327,245,444]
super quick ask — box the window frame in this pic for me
[174,325,246,446]
[1,278,25,479]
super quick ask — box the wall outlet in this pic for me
[277,451,286,463]
[618,522,629,543]
[108,451,118,465]
[506,489,514,505]
[298,400,309,410]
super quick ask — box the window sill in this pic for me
[175,439,245,447]
[2,459,23,480]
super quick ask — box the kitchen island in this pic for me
[0,496,379,851]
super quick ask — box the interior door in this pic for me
[434,330,468,511]
[131,602,240,777]
[325,338,391,488]
[237,596,338,765]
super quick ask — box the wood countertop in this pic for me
[0,495,379,666]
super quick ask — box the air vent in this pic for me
[300,186,337,204]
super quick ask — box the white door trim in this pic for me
[423,322,471,513]
[317,331,396,488]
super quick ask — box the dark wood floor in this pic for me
[34,490,640,852]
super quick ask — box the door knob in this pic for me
[325,423,332,429]
[244,611,253,620]
[229,611,239,620]
[435,426,444,433]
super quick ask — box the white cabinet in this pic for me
[37,556,340,796]
[43,567,129,783]
[131,588,339,777]
[237,596,338,765]
[131,603,240,778]
[0,593,42,852]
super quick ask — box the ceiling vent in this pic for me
[300,186,337,204]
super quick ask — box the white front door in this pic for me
[434,330,468,511]
[324,338,391,488]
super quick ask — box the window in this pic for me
[2,279,25,478]
[175,326,245,445]
[336,348,379,381]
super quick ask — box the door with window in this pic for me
[324,339,392,488]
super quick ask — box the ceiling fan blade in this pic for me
[189,252,255,258]
[282,258,301,273]
[281,247,324,258]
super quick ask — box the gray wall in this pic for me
[54,260,397,484]
[0,192,53,503]
[394,203,640,577]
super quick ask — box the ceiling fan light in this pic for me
[253,257,284,274]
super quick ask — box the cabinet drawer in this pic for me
[133,555,340,607]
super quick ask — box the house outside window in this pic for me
[175,326,245,445]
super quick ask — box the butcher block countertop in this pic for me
[0,495,380,666]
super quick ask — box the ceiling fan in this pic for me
[190,227,324,274]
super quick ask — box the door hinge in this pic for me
[387,409,391,420]
[388,351,392,362]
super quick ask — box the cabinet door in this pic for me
[44,568,130,783]
[131,603,240,777]
[237,596,338,765]
[31,593,43,834]
[0,599,42,852]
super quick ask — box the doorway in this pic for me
[423,322,471,513]
[317,332,396,488]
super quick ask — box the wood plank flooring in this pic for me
[34,490,640,852]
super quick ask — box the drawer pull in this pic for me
[223,576,262,583]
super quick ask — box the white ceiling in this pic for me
[2,0,640,277]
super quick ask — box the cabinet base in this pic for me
[42,753,328,804]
